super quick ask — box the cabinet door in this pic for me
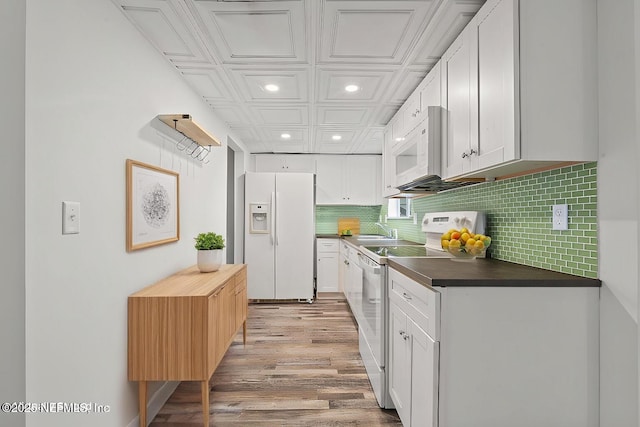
[389,301,411,426]
[255,155,315,173]
[338,253,347,295]
[382,129,399,197]
[473,0,518,170]
[224,281,236,342]
[442,26,476,179]
[254,155,287,172]
[403,92,422,135]
[346,156,379,205]
[317,253,339,292]
[421,61,441,109]
[390,113,405,147]
[234,276,247,331]
[410,319,439,427]
[208,290,222,373]
[282,155,316,172]
[315,157,344,204]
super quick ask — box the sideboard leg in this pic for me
[138,381,148,427]
[201,380,210,426]
[243,320,247,345]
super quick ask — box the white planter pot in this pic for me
[197,249,223,272]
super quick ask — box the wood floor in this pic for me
[150,298,401,426]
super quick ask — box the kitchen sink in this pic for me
[355,235,392,240]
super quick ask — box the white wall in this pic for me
[597,0,640,425]
[637,0,640,423]
[24,0,246,425]
[0,1,26,426]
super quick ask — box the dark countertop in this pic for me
[388,257,601,288]
[316,234,341,238]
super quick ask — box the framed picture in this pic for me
[126,159,180,251]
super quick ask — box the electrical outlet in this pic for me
[552,204,568,231]
[62,201,80,234]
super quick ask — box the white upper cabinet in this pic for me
[442,0,598,180]
[473,0,517,170]
[441,25,476,178]
[316,155,381,205]
[382,129,400,198]
[254,154,316,173]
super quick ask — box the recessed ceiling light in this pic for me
[332,135,342,141]
[345,84,359,93]
[395,137,405,142]
[264,84,280,92]
[281,133,291,139]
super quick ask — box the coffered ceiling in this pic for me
[112,0,485,154]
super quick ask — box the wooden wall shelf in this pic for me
[157,114,221,147]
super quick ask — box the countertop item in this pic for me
[337,217,360,235]
[388,257,601,288]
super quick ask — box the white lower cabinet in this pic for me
[388,267,600,427]
[316,238,339,293]
[389,269,440,427]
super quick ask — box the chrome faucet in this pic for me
[375,222,397,238]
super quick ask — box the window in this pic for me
[388,198,412,219]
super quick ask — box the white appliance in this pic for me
[244,172,315,300]
[393,106,441,186]
[354,211,486,409]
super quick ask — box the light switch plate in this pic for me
[552,204,568,231]
[62,201,80,234]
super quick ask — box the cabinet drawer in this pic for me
[317,238,339,253]
[389,268,440,340]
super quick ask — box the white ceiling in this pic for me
[113,0,485,154]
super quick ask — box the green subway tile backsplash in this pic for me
[381,162,598,278]
[316,205,382,235]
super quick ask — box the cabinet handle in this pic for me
[399,330,410,340]
[461,148,478,159]
[402,292,412,301]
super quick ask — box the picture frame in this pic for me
[126,159,180,251]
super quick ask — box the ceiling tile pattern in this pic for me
[113,0,485,154]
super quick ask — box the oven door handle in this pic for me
[357,253,381,274]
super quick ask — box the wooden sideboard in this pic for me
[128,264,247,427]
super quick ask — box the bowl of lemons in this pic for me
[441,228,491,261]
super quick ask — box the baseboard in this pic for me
[126,381,179,427]
[316,292,345,300]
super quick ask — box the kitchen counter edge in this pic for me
[387,258,601,288]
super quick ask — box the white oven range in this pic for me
[350,211,486,409]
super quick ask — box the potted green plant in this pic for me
[194,232,225,272]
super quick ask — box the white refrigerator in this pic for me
[244,172,315,300]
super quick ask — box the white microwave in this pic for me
[392,106,442,187]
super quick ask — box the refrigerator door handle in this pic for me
[270,191,275,246]
[275,191,280,245]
